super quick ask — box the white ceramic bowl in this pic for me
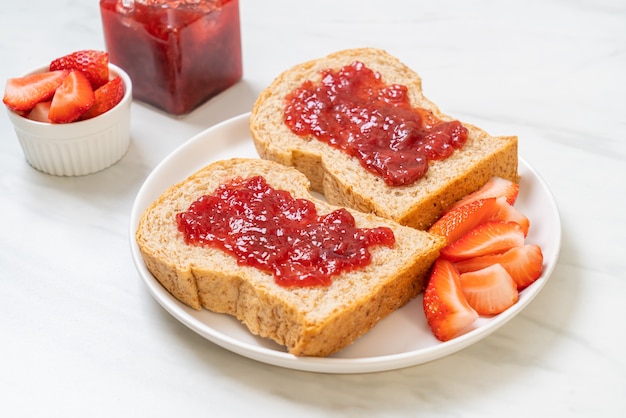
[6,63,132,176]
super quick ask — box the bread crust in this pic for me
[136,158,445,357]
[250,48,518,230]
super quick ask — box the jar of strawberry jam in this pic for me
[99,0,242,115]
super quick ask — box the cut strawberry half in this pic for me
[494,196,529,236]
[459,264,519,315]
[429,197,529,244]
[80,76,125,120]
[48,70,95,123]
[50,50,109,89]
[423,259,478,342]
[455,244,544,290]
[428,197,500,245]
[2,70,69,112]
[447,176,520,212]
[26,100,52,123]
[440,221,525,262]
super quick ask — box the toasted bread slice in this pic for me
[135,158,445,356]
[250,48,518,230]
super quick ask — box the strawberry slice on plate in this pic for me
[423,259,478,342]
[495,196,529,236]
[447,176,520,212]
[50,49,109,89]
[48,70,95,123]
[2,70,69,112]
[428,197,500,245]
[80,76,125,120]
[459,264,519,315]
[440,221,525,262]
[455,244,544,290]
[429,197,529,244]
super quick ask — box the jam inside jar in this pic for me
[99,0,243,115]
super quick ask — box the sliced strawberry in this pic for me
[440,221,525,262]
[459,264,519,315]
[429,197,529,244]
[447,177,520,212]
[80,76,125,120]
[455,244,544,290]
[423,259,478,342]
[428,198,500,245]
[48,70,95,123]
[50,50,109,89]
[26,100,52,123]
[494,196,530,236]
[2,70,69,112]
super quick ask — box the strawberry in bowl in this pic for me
[3,50,132,176]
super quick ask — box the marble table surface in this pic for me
[1,0,624,416]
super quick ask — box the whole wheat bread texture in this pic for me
[250,48,518,230]
[135,158,445,357]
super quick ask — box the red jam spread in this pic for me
[99,0,242,115]
[176,176,395,287]
[284,61,468,186]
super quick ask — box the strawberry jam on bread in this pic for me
[135,158,445,357]
[250,48,518,230]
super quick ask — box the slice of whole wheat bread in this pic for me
[250,48,518,230]
[135,158,445,357]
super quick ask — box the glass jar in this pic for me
[99,0,242,115]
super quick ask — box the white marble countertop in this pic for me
[1,0,624,416]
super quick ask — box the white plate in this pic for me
[129,112,561,374]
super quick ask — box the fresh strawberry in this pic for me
[48,70,95,123]
[440,221,525,262]
[80,76,125,120]
[50,50,109,89]
[455,244,544,290]
[459,264,519,315]
[447,177,520,212]
[2,70,69,112]
[429,197,529,244]
[423,259,478,342]
[26,100,52,123]
[428,198,500,245]
[494,196,530,236]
